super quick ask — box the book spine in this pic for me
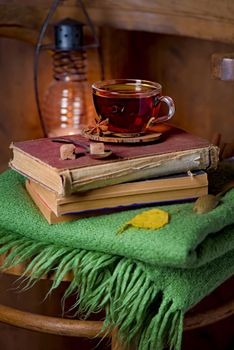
[57,186,208,215]
[67,146,219,195]
[55,172,207,204]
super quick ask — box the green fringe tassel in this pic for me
[0,230,183,350]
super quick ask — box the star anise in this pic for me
[85,118,110,136]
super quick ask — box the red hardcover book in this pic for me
[9,125,219,196]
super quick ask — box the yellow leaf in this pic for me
[117,209,169,234]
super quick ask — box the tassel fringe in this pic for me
[0,231,183,350]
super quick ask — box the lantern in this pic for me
[34,0,104,137]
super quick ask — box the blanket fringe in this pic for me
[0,231,183,350]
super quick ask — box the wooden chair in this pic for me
[0,262,233,350]
[0,298,233,350]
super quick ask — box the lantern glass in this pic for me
[42,50,93,137]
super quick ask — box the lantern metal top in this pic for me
[54,18,84,51]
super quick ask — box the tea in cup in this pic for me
[92,79,175,136]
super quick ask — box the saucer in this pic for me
[82,131,162,144]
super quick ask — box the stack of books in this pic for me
[9,125,219,224]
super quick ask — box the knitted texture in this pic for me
[0,170,234,349]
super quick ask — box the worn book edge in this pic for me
[25,181,81,224]
[26,172,208,216]
[10,143,218,196]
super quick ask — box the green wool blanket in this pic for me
[0,170,234,349]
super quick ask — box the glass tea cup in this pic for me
[92,79,175,136]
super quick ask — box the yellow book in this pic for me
[26,171,208,223]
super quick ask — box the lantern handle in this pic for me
[34,0,61,137]
[77,0,105,80]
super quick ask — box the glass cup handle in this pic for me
[145,95,175,129]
